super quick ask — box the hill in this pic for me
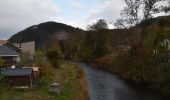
[136,15,170,27]
[8,21,136,51]
[8,21,85,47]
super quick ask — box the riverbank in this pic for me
[0,61,89,100]
[79,63,170,100]
[73,63,89,100]
[92,55,170,97]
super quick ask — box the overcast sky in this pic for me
[0,0,126,39]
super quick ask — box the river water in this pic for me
[79,63,169,100]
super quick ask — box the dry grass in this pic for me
[74,64,89,100]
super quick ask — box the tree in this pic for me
[114,19,126,29]
[84,19,111,59]
[46,49,61,67]
[142,0,161,20]
[162,1,170,14]
[33,51,48,76]
[34,51,45,64]
[114,0,168,28]
[87,19,108,31]
[19,52,33,66]
[114,0,141,28]
[62,31,86,60]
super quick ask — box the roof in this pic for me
[22,67,39,72]
[0,45,19,56]
[32,67,39,71]
[3,68,32,76]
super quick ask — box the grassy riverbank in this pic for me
[92,50,170,97]
[0,61,88,100]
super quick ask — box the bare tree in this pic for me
[114,19,126,29]
[114,0,141,28]
[114,0,168,28]
[143,0,162,20]
[124,0,141,24]
[162,1,170,14]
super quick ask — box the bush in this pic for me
[0,75,4,83]
[0,58,4,67]
[46,49,61,68]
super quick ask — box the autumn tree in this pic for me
[63,31,86,60]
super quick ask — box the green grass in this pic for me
[0,61,88,100]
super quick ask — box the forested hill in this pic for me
[132,16,170,31]
[8,16,170,50]
[8,21,85,47]
[8,21,134,49]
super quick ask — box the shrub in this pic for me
[0,58,4,67]
[46,49,61,68]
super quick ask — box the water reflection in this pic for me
[79,63,169,100]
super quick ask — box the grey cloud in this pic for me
[0,0,58,39]
[84,0,126,28]
[0,0,126,39]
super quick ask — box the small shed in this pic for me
[32,67,39,79]
[22,67,39,87]
[22,67,39,79]
[3,68,33,88]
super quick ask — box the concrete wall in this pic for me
[21,41,35,60]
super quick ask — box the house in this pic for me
[0,45,20,66]
[0,40,7,45]
[11,41,35,60]
[2,68,33,88]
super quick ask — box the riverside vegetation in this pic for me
[93,17,170,96]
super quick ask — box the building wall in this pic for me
[21,41,35,60]
[13,56,20,62]
[6,76,32,87]
[0,40,7,45]
[0,56,20,66]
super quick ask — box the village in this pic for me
[0,0,170,99]
[0,40,39,88]
[0,40,88,100]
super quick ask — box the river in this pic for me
[79,63,169,100]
